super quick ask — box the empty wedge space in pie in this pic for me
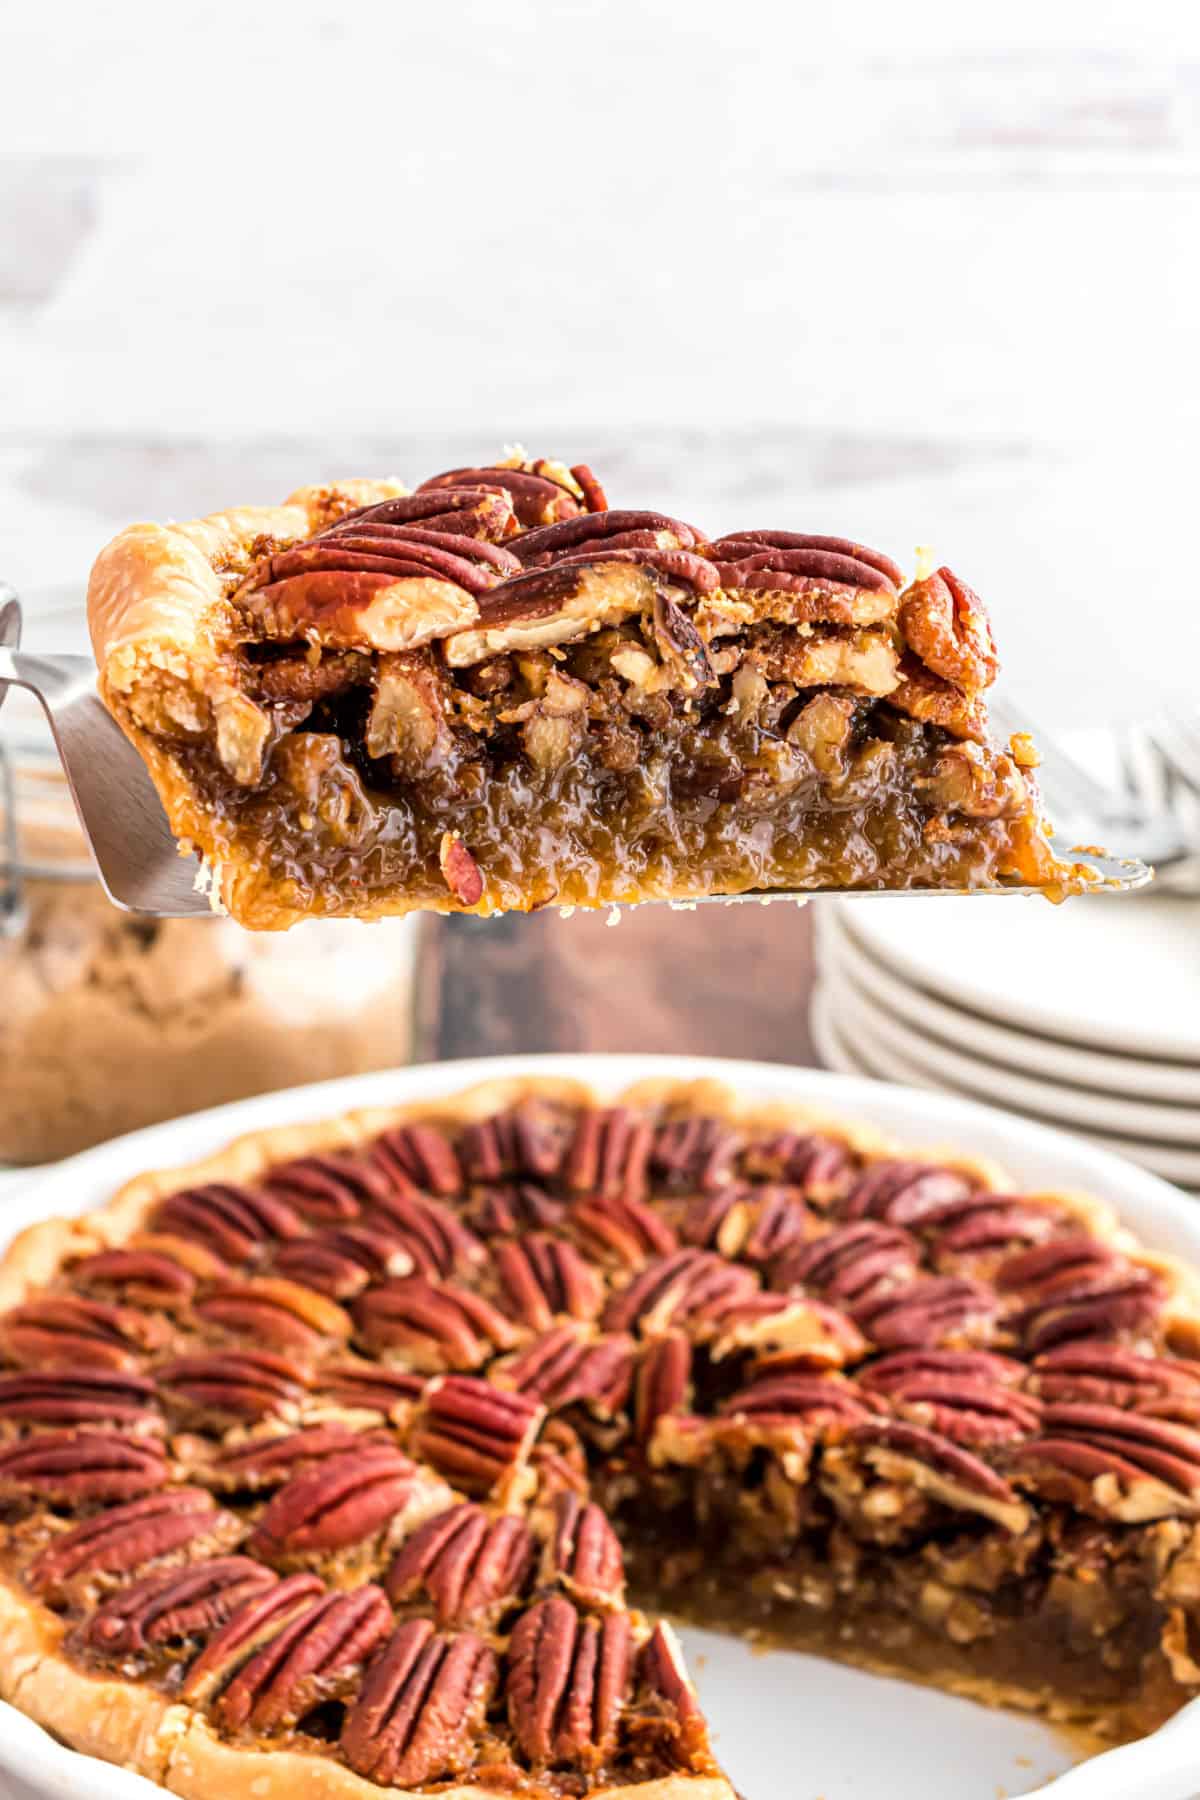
[86,451,1071,927]
[3,1076,1200,1798]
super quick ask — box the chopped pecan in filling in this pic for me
[87,452,1072,927]
[3,1081,1200,1797]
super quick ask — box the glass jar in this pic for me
[0,604,421,1164]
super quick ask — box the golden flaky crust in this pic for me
[4,1074,1200,1797]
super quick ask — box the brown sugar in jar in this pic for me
[0,755,419,1164]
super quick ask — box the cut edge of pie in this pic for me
[4,1073,1200,1797]
[86,452,1082,929]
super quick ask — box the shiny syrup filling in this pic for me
[180,608,1052,924]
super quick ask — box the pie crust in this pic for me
[87,454,1072,927]
[3,1074,1200,1795]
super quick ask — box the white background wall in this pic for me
[3,0,1199,720]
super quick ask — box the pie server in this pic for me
[0,590,1152,921]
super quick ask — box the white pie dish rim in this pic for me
[0,1052,1196,1800]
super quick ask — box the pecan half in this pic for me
[440,831,485,907]
[571,1191,678,1271]
[924,1194,1064,1260]
[899,566,998,692]
[418,461,584,528]
[181,1570,325,1703]
[854,1275,998,1352]
[840,1161,974,1227]
[741,1129,855,1201]
[193,1277,351,1355]
[541,1492,625,1610]
[312,1359,425,1420]
[1029,1345,1200,1420]
[506,1595,633,1767]
[856,1350,1041,1446]
[1012,1403,1200,1519]
[650,1115,742,1192]
[152,1182,304,1264]
[155,1351,309,1427]
[208,1423,393,1492]
[261,1151,398,1222]
[325,487,518,543]
[721,1372,877,1433]
[86,1557,277,1658]
[459,1101,573,1187]
[271,1224,413,1299]
[0,1432,167,1506]
[372,1123,465,1197]
[0,1293,169,1371]
[495,1326,636,1418]
[603,1248,760,1337]
[838,1420,1026,1531]
[355,1277,520,1371]
[29,1488,229,1595]
[772,1220,920,1306]
[492,1236,604,1331]
[1011,1272,1165,1354]
[708,530,902,596]
[386,1502,533,1628]
[466,1182,567,1238]
[216,1584,393,1734]
[342,1618,498,1787]
[0,1369,161,1431]
[411,1376,544,1496]
[246,1444,423,1562]
[564,1107,654,1203]
[362,1184,483,1279]
[68,1245,200,1308]
[634,1333,692,1445]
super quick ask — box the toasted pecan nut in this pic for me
[216,1584,394,1735]
[372,1122,465,1197]
[564,1107,652,1203]
[466,1181,567,1239]
[207,1424,394,1492]
[411,1376,544,1495]
[152,1182,305,1264]
[0,1293,170,1372]
[741,1129,855,1202]
[86,1556,278,1659]
[324,487,518,543]
[569,464,609,513]
[842,1419,1025,1525]
[0,1432,168,1506]
[492,1235,604,1331]
[708,530,903,594]
[603,1248,760,1337]
[650,1114,743,1193]
[1029,1344,1200,1416]
[772,1220,920,1306]
[899,566,999,692]
[634,1333,692,1445]
[721,1372,876,1432]
[246,1445,423,1563]
[386,1502,533,1628]
[342,1618,498,1786]
[571,1191,678,1272]
[458,1100,573,1187]
[355,1277,521,1372]
[271,1224,413,1299]
[192,1278,352,1356]
[418,462,584,528]
[29,1488,229,1594]
[312,1359,425,1419]
[855,1353,1041,1447]
[853,1274,998,1352]
[155,1351,310,1428]
[541,1492,625,1611]
[1013,1404,1200,1519]
[360,1186,482,1283]
[181,1571,326,1704]
[1010,1272,1166,1355]
[494,1325,636,1417]
[438,831,485,907]
[506,1594,633,1767]
[840,1161,975,1228]
[0,1368,161,1431]
[924,1194,1064,1259]
[888,656,989,742]
[67,1246,199,1308]
[260,1149,396,1223]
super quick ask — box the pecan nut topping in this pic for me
[356,1277,520,1372]
[0,1431,168,1506]
[311,1359,425,1420]
[771,1219,920,1306]
[651,1114,743,1193]
[68,1245,200,1308]
[899,566,999,692]
[634,1332,692,1445]
[0,1294,170,1371]
[417,460,589,528]
[207,1423,394,1492]
[564,1106,654,1203]
[856,1349,1041,1446]
[837,1420,1028,1533]
[1012,1403,1200,1519]
[215,1583,394,1734]
[492,1235,604,1331]
[853,1274,998,1352]
[506,1594,633,1767]
[193,1277,352,1355]
[155,1351,310,1427]
[341,1617,498,1787]
[246,1445,425,1563]
[840,1161,975,1227]
[386,1502,533,1629]
[411,1376,544,1495]
[152,1182,305,1265]
[271,1224,413,1299]
[180,1570,325,1704]
[722,1371,878,1433]
[29,1488,231,1595]
[86,1556,278,1658]
[494,1325,636,1418]
[603,1248,760,1337]
[1029,1344,1200,1420]
[541,1491,625,1611]
[0,1368,161,1431]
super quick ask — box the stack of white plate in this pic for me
[812,894,1200,1196]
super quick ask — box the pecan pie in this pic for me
[3,1078,1200,1797]
[87,452,1070,928]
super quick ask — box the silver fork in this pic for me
[0,588,1151,920]
[990,696,1197,879]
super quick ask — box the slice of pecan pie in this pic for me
[3,1077,1200,1797]
[87,451,1070,927]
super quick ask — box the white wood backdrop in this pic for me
[2,0,1199,724]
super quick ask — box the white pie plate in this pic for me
[1,1053,1199,1800]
